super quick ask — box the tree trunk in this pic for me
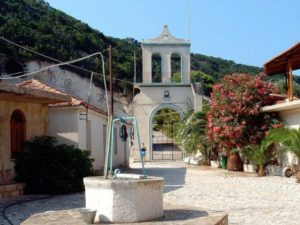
[227,152,243,171]
[258,165,266,177]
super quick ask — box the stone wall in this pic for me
[0,100,48,174]
[0,183,25,199]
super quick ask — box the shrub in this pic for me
[14,136,95,194]
[207,74,282,171]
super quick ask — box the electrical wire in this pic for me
[0,36,133,85]
[0,52,102,80]
[136,104,208,119]
[0,36,209,116]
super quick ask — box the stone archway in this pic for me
[148,104,184,160]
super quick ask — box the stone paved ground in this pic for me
[1,161,300,225]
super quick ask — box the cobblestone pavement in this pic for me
[133,161,300,225]
[1,161,300,225]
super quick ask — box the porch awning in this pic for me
[264,42,300,75]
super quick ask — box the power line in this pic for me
[135,104,208,119]
[0,36,134,85]
[0,52,102,80]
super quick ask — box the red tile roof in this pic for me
[18,79,107,116]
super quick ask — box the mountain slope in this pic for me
[0,0,262,95]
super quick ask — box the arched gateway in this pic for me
[133,25,204,160]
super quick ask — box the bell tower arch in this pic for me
[142,25,190,84]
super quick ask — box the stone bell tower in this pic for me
[133,25,203,161]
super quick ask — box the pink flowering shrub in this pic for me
[207,74,282,150]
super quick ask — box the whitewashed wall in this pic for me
[279,109,300,165]
[49,106,130,171]
[48,107,79,147]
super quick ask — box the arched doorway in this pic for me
[152,53,162,83]
[10,110,26,159]
[149,104,184,160]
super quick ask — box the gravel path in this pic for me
[1,161,300,225]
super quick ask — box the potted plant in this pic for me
[269,128,300,181]
[237,138,278,176]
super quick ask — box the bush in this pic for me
[14,136,95,194]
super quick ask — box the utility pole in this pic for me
[133,50,137,97]
[109,45,114,115]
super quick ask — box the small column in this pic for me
[181,55,191,83]
[162,54,171,83]
[288,61,294,101]
[142,49,152,83]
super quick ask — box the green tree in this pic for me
[153,108,181,138]
[175,112,208,160]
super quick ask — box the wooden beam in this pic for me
[288,61,294,101]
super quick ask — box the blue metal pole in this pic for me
[109,119,119,176]
[133,118,146,177]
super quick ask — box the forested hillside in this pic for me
[0,0,262,96]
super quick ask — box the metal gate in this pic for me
[152,122,183,160]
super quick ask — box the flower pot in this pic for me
[210,160,220,168]
[80,208,96,224]
[184,157,190,164]
[243,164,256,173]
[190,158,200,165]
[266,165,283,176]
[221,156,228,169]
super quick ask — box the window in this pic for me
[10,110,26,159]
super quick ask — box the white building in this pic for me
[261,43,300,167]
[19,79,130,172]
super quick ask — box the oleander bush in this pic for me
[207,74,282,171]
[14,136,95,194]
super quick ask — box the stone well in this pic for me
[83,176,164,223]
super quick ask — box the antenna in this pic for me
[187,0,191,42]
[134,51,137,83]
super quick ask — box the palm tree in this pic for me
[269,127,300,182]
[242,138,277,176]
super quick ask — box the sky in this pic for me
[46,0,300,67]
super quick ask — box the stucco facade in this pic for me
[0,100,48,173]
[48,106,130,171]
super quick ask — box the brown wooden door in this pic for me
[10,110,26,159]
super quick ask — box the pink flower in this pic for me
[213,126,221,133]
